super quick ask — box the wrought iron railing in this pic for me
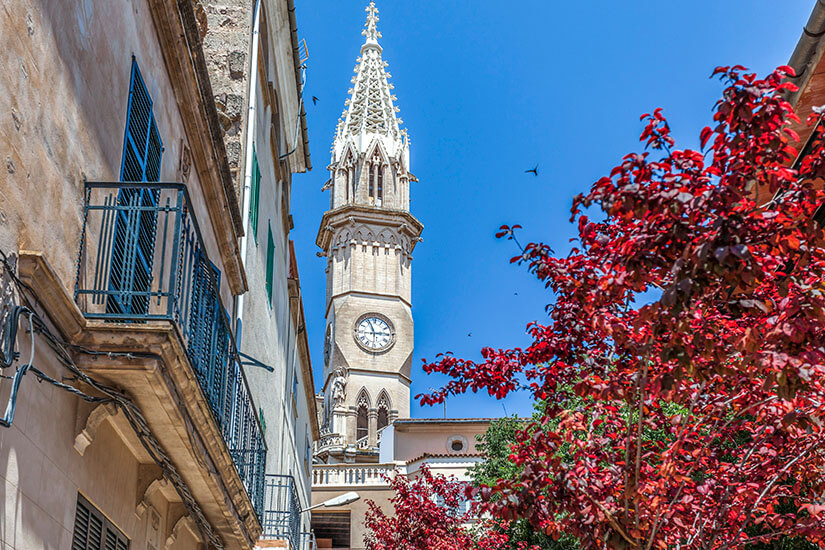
[74,182,266,516]
[261,474,302,547]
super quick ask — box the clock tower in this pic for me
[315,1,422,463]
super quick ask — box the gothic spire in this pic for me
[333,1,407,163]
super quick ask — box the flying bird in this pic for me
[312,96,319,105]
[467,332,472,337]
[525,164,538,176]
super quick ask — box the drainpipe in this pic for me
[236,0,262,343]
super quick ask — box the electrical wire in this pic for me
[0,250,227,550]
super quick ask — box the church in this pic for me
[310,3,492,549]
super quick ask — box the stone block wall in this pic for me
[194,0,253,198]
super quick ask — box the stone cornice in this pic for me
[315,205,423,253]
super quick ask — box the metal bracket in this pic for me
[238,352,274,373]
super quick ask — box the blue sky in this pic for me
[290,1,814,419]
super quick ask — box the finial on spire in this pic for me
[361,1,382,49]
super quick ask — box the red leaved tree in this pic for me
[419,66,825,549]
[364,465,516,550]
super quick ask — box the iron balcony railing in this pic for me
[74,182,266,515]
[262,474,302,548]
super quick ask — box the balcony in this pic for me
[312,464,396,488]
[66,181,265,546]
[261,474,302,548]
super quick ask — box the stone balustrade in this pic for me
[312,464,396,487]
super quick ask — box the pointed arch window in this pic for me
[356,405,369,441]
[368,149,383,205]
[377,391,391,431]
[341,150,355,204]
[356,389,370,441]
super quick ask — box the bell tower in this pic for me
[316,1,422,463]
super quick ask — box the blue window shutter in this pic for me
[121,60,162,183]
[108,59,163,316]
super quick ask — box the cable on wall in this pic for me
[0,250,228,550]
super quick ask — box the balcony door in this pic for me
[107,59,163,317]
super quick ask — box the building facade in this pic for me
[0,1,315,549]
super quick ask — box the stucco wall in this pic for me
[0,0,234,307]
[393,422,489,462]
[0,0,249,548]
[0,330,202,550]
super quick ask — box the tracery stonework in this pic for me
[315,1,422,463]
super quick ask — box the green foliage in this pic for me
[470,415,578,550]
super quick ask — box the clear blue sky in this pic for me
[290,1,814,419]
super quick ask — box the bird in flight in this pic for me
[525,164,539,176]
[467,332,472,337]
[312,96,319,105]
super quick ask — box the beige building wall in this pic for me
[0,0,268,549]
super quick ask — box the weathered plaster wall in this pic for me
[0,0,250,547]
[0,0,235,305]
[0,330,202,550]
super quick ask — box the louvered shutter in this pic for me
[108,59,162,317]
[71,495,129,550]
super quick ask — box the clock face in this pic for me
[355,316,393,350]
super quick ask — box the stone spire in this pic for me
[333,1,408,165]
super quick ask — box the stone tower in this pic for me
[316,1,422,463]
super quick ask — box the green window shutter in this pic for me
[250,148,261,243]
[265,224,274,302]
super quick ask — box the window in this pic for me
[71,494,129,550]
[368,149,383,204]
[377,408,389,431]
[356,405,368,441]
[108,59,163,316]
[250,147,262,243]
[265,224,274,302]
[305,427,312,470]
[377,391,390,431]
[447,435,468,453]
[121,60,162,183]
[291,368,299,424]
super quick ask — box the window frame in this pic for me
[250,147,262,244]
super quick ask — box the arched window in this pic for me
[377,408,388,431]
[356,389,370,441]
[356,405,368,441]
[341,150,355,204]
[368,149,383,204]
[377,391,391,431]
